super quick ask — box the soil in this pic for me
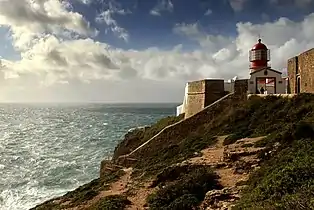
[46,136,266,210]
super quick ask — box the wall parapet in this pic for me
[247,94,296,98]
[117,92,235,161]
[185,79,225,118]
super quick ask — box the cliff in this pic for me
[32,93,314,210]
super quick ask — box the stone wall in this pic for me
[184,79,225,118]
[287,57,297,93]
[234,79,248,98]
[123,93,239,164]
[204,80,225,106]
[288,48,314,93]
[185,80,206,118]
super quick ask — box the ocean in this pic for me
[0,103,177,210]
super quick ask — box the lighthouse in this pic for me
[249,38,270,73]
[247,39,286,94]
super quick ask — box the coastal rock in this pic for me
[100,160,123,179]
[112,127,148,159]
[201,187,241,210]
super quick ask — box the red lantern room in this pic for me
[249,39,270,72]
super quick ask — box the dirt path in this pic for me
[67,136,266,210]
[187,135,226,166]
[66,168,133,210]
[125,181,155,210]
[187,136,265,188]
[101,167,132,196]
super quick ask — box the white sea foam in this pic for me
[0,104,174,209]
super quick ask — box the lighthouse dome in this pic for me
[252,39,267,50]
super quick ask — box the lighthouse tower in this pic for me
[247,38,287,95]
[249,38,270,73]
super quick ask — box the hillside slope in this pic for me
[32,94,314,210]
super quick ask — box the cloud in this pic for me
[78,0,93,4]
[150,0,173,16]
[5,13,314,86]
[95,11,129,41]
[0,0,96,50]
[261,13,270,21]
[204,9,213,16]
[1,1,314,102]
[270,0,314,7]
[95,0,130,42]
[173,23,234,51]
[229,0,248,12]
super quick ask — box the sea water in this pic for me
[0,103,176,210]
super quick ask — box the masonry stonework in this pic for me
[288,48,314,93]
[234,79,248,98]
[287,57,297,93]
[185,79,225,118]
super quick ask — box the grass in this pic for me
[113,93,314,209]
[113,114,184,159]
[31,202,62,210]
[64,169,125,206]
[234,138,314,210]
[146,165,221,210]
[87,195,131,210]
[32,169,126,209]
[118,94,314,172]
[132,132,217,178]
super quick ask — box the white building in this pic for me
[247,39,286,94]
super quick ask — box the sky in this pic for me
[0,0,314,103]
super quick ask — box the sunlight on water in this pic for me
[0,103,176,210]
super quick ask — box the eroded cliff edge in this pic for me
[32,94,314,210]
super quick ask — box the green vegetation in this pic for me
[88,195,131,210]
[32,202,61,210]
[234,138,314,210]
[116,93,314,209]
[64,169,125,205]
[217,94,314,209]
[33,93,314,210]
[223,132,247,145]
[32,169,125,210]
[113,114,184,159]
[147,165,220,210]
[132,132,217,177]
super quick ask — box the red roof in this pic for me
[252,39,267,50]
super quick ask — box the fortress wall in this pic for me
[204,80,225,106]
[185,81,206,119]
[287,57,297,93]
[234,79,248,98]
[298,49,314,93]
[288,48,314,93]
[185,79,225,118]
[122,93,237,164]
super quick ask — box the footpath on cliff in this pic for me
[32,93,314,210]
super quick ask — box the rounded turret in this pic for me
[249,39,270,72]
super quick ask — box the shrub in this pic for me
[166,194,199,210]
[113,114,184,159]
[223,130,251,145]
[88,195,131,210]
[133,133,217,177]
[147,165,220,209]
[234,138,314,209]
[63,169,125,205]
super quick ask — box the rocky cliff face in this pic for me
[32,94,314,210]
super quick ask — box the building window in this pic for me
[250,49,268,61]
